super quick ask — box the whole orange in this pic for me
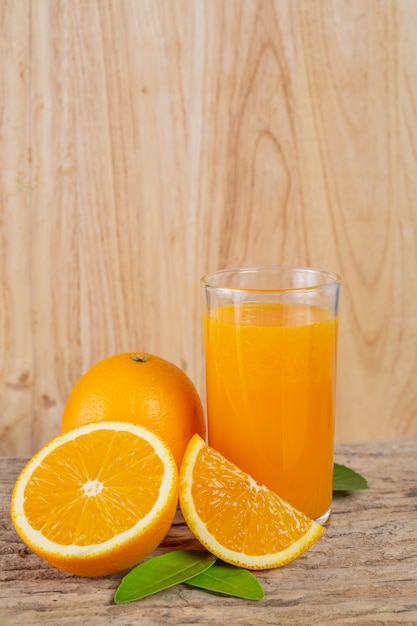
[61,352,206,467]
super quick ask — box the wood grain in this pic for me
[1,439,417,625]
[0,1,32,453]
[296,0,417,440]
[0,0,417,455]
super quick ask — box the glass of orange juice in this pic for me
[201,266,341,525]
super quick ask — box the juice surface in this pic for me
[204,302,338,521]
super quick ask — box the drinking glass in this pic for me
[201,266,341,524]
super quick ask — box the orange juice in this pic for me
[204,302,338,521]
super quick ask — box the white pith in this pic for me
[82,479,104,496]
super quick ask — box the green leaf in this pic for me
[185,560,264,601]
[333,463,368,491]
[114,550,217,603]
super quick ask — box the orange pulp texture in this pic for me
[179,434,324,570]
[11,422,179,577]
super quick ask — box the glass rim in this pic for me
[201,265,341,293]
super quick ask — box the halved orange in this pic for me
[10,422,178,577]
[179,434,324,570]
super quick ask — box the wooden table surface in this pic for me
[1,439,416,625]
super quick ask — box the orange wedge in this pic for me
[179,434,324,570]
[10,422,178,577]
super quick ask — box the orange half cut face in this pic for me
[11,421,179,576]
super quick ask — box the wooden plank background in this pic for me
[1,0,416,456]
